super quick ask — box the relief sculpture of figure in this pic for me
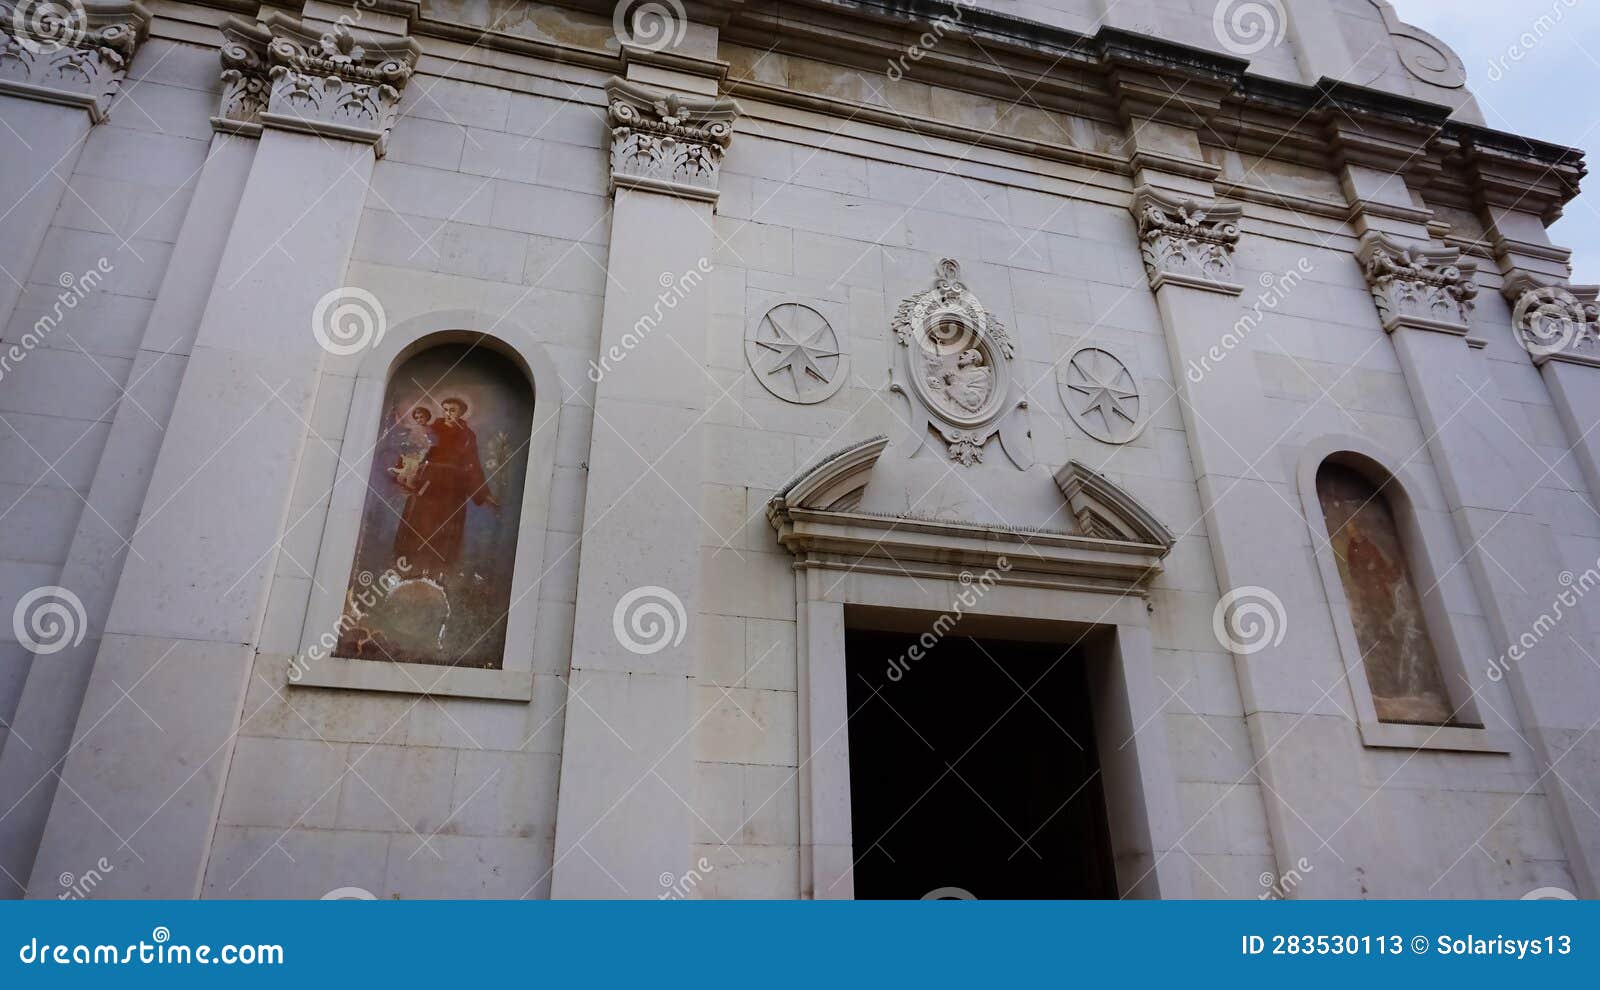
[393,397,501,576]
[925,348,993,415]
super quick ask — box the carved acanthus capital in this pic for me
[1130,186,1243,294]
[1504,275,1600,367]
[0,0,150,122]
[259,15,419,155]
[606,77,739,203]
[212,16,270,136]
[1356,232,1479,337]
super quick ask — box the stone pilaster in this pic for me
[211,15,271,136]
[0,21,272,895]
[1355,234,1600,898]
[25,13,418,897]
[552,66,738,898]
[1131,186,1244,295]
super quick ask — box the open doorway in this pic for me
[844,629,1116,899]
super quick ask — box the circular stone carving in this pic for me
[1059,346,1143,444]
[745,302,847,404]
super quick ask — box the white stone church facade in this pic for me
[1,0,1597,899]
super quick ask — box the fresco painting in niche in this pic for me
[337,344,533,668]
[1317,463,1454,725]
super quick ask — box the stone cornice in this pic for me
[606,76,739,202]
[0,0,151,122]
[1357,231,1479,340]
[1131,186,1243,295]
[258,13,420,154]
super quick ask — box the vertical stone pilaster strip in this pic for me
[24,14,418,897]
[551,76,738,898]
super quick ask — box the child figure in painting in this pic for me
[388,406,433,496]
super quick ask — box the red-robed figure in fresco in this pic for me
[393,397,499,575]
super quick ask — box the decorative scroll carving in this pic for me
[1356,232,1478,337]
[0,0,149,122]
[606,77,739,202]
[1367,0,1467,90]
[1131,186,1243,294]
[889,259,1031,468]
[212,16,270,135]
[259,15,419,155]
[1507,278,1600,367]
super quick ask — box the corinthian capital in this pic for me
[1356,232,1479,337]
[211,16,270,136]
[258,14,419,155]
[0,0,151,122]
[606,77,740,203]
[1504,274,1600,367]
[1130,186,1243,294]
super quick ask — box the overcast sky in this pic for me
[1394,0,1599,281]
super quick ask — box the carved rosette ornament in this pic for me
[259,15,419,155]
[0,0,150,123]
[889,259,1032,468]
[606,77,739,203]
[212,16,270,136]
[1356,232,1479,337]
[1131,186,1243,294]
[1507,278,1600,367]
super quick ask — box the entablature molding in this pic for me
[0,0,150,122]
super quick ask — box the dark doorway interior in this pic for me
[845,629,1116,899]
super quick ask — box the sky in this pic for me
[1394,0,1600,281]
